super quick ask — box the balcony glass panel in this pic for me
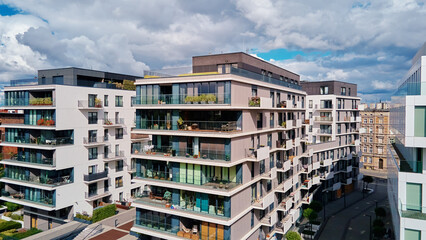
[1,184,55,207]
[4,166,73,186]
[4,129,73,146]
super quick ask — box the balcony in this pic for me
[247,146,269,161]
[1,187,55,209]
[2,174,72,188]
[3,97,55,108]
[277,160,292,172]
[312,175,320,185]
[137,120,241,133]
[103,118,124,127]
[252,191,275,210]
[2,156,55,168]
[313,161,320,170]
[333,182,341,191]
[399,199,426,220]
[84,170,108,183]
[315,116,333,122]
[390,143,422,173]
[248,96,273,108]
[104,150,125,162]
[133,144,229,161]
[83,137,107,146]
[320,171,334,180]
[261,211,278,227]
[320,158,332,167]
[343,177,352,185]
[301,179,312,190]
[230,67,302,90]
[133,170,240,191]
[78,99,103,109]
[85,191,111,201]
[2,134,73,148]
[134,192,229,219]
[132,93,230,105]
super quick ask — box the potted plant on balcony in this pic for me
[281,121,286,128]
[249,96,260,107]
[184,96,193,104]
[177,117,184,129]
[163,191,172,208]
[202,154,207,159]
[166,121,171,130]
[206,94,217,104]
[95,98,102,108]
[199,94,207,104]
[193,96,200,104]
[193,154,198,159]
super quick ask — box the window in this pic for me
[251,86,257,97]
[257,113,263,129]
[415,107,426,137]
[320,100,332,109]
[407,183,422,211]
[309,112,312,119]
[53,75,64,84]
[88,165,96,174]
[369,137,373,143]
[309,125,313,132]
[115,176,123,188]
[116,160,123,172]
[115,96,123,107]
[364,119,367,123]
[348,88,351,96]
[88,112,98,124]
[341,87,346,95]
[88,94,97,108]
[309,100,313,108]
[405,229,421,240]
[88,130,97,143]
[115,128,123,139]
[369,119,373,123]
[104,95,108,107]
[104,129,109,141]
[89,147,98,160]
[320,86,329,95]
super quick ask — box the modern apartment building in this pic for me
[302,81,362,201]
[0,68,143,231]
[359,103,390,171]
[130,52,310,240]
[388,42,426,240]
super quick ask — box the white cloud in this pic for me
[372,80,395,90]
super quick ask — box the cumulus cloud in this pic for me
[0,0,424,102]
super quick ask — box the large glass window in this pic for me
[320,86,328,95]
[115,128,123,139]
[405,229,421,240]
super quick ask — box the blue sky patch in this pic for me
[257,48,330,61]
[0,4,20,16]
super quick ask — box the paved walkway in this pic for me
[89,220,137,240]
[318,178,392,240]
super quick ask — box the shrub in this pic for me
[123,80,136,90]
[10,215,23,221]
[11,228,42,239]
[375,207,386,218]
[92,204,116,223]
[0,221,22,233]
[4,203,21,212]
[1,229,16,236]
[309,201,323,213]
[373,219,384,228]
[75,213,92,222]
[286,231,302,240]
[3,212,12,218]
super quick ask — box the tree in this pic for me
[375,207,386,218]
[303,208,318,222]
[362,176,374,191]
[309,201,323,213]
[123,80,136,90]
[286,231,302,240]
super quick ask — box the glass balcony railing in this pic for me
[3,156,55,166]
[103,118,124,126]
[132,144,230,161]
[1,188,55,207]
[229,67,302,90]
[132,93,230,105]
[400,199,426,220]
[136,120,240,132]
[3,97,54,107]
[3,173,72,186]
[84,170,108,182]
[3,135,73,146]
[133,170,239,190]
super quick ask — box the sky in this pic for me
[0,0,425,102]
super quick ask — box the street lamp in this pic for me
[364,214,372,240]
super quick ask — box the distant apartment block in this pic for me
[359,103,390,171]
[0,68,143,231]
[302,81,362,201]
[388,42,426,240]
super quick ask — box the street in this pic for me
[318,178,393,240]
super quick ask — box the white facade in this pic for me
[0,84,142,230]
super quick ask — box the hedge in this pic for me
[92,204,116,223]
[0,221,22,233]
[10,228,42,239]
[10,215,23,221]
[4,203,21,212]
